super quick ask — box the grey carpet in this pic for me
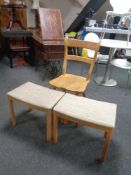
[0,58,131,175]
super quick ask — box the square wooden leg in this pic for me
[99,129,113,162]
[46,110,52,142]
[53,111,58,143]
[8,96,16,126]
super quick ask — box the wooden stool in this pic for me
[7,82,65,142]
[53,93,117,162]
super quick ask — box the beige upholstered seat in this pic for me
[7,82,65,141]
[7,82,65,109]
[53,93,117,162]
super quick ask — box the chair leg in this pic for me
[127,70,131,88]
[53,111,58,143]
[82,92,86,97]
[27,107,32,112]
[9,55,13,68]
[99,129,113,162]
[8,97,16,126]
[93,62,98,78]
[46,110,52,142]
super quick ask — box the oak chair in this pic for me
[53,93,117,162]
[49,38,100,96]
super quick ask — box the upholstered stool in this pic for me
[7,82,65,142]
[53,93,117,162]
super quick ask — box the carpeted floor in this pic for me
[0,58,131,175]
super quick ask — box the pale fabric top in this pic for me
[54,93,117,128]
[7,82,65,109]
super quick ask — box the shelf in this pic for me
[84,27,131,35]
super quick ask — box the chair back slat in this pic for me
[63,38,100,77]
[64,38,100,51]
[66,55,95,64]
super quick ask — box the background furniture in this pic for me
[49,38,100,96]
[111,58,131,88]
[85,11,131,86]
[101,11,131,42]
[33,8,64,74]
[7,81,65,142]
[0,0,27,29]
[2,29,33,68]
[95,39,131,86]
[53,93,117,162]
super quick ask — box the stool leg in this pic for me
[82,92,86,97]
[53,111,58,143]
[9,55,13,68]
[46,110,52,142]
[99,129,113,162]
[127,70,131,88]
[27,107,32,112]
[8,97,16,126]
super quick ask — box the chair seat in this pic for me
[7,82,65,110]
[54,93,117,128]
[111,59,131,69]
[49,73,89,93]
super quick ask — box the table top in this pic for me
[101,39,131,49]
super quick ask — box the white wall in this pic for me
[26,0,88,29]
[93,0,113,21]
[26,0,36,28]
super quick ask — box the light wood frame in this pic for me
[7,95,52,142]
[63,38,100,75]
[53,111,113,162]
[49,38,100,96]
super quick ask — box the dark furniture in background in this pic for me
[32,8,64,73]
[0,1,27,29]
[2,29,34,68]
[0,3,27,30]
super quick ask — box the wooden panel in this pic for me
[0,8,12,28]
[39,8,64,41]
[0,2,27,29]
[16,8,27,28]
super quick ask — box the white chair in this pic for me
[111,56,131,88]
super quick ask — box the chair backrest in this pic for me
[63,38,100,79]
